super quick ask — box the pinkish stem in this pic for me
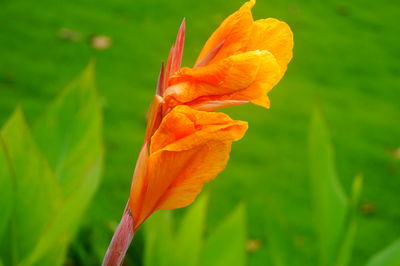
[102,208,135,266]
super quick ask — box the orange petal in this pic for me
[150,141,232,210]
[226,51,282,106]
[189,99,249,112]
[129,105,247,229]
[165,50,281,109]
[244,18,293,73]
[195,0,255,65]
[150,105,247,153]
[250,94,271,108]
[172,51,261,91]
[194,1,293,72]
[128,143,150,231]
[144,95,164,142]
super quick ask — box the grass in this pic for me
[0,0,399,265]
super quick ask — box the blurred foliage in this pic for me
[309,106,349,265]
[366,239,400,266]
[142,107,391,266]
[144,196,247,266]
[0,64,103,266]
[0,0,399,265]
[260,107,398,266]
[139,104,399,266]
[141,107,398,266]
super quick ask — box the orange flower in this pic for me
[103,2,292,264]
[129,105,247,230]
[162,0,293,111]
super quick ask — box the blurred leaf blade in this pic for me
[0,136,13,242]
[19,62,104,265]
[264,201,293,266]
[366,239,400,266]
[175,195,208,266]
[0,63,104,265]
[144,211,177,266]
[33,60,103,196]
[19,155,103,266]
[335,174,363,266]
[309,107,348,265]
[0,108,64,263]
[200,203,247,266]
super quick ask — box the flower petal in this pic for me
[150,105,247,153]
[151,141,232,211]
[194,1,293,73]
[144,95,164,142]
[250,94,270,108]
[244,18,293,73]
[128,143,150,231]
[195,0,255,65]
[165,50,281,109]
[129,106,247,229]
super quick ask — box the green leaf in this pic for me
[366,239,400,266]
[144,211,177,266]
[19,62,104,265]
[175,195,208,266]
[0,136,13,242]
[19,156,103,266]
[335,174,363,266]
[309,107,348,266]
[33,60,103,196]
[264,202,293,266]
[0,63,104,265]
[0,108,64,265]
[200,204,247,266]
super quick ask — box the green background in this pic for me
[0,0,399,265]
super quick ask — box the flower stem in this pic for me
[102,207,135,266]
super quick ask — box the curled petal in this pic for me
[165,50,281,109]
[150,105,247,153]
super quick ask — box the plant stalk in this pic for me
[102,207,135,266]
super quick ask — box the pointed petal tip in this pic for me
[180,17,186,27]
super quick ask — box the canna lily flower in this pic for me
[103,1,292,265]
[162,0,293,111]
